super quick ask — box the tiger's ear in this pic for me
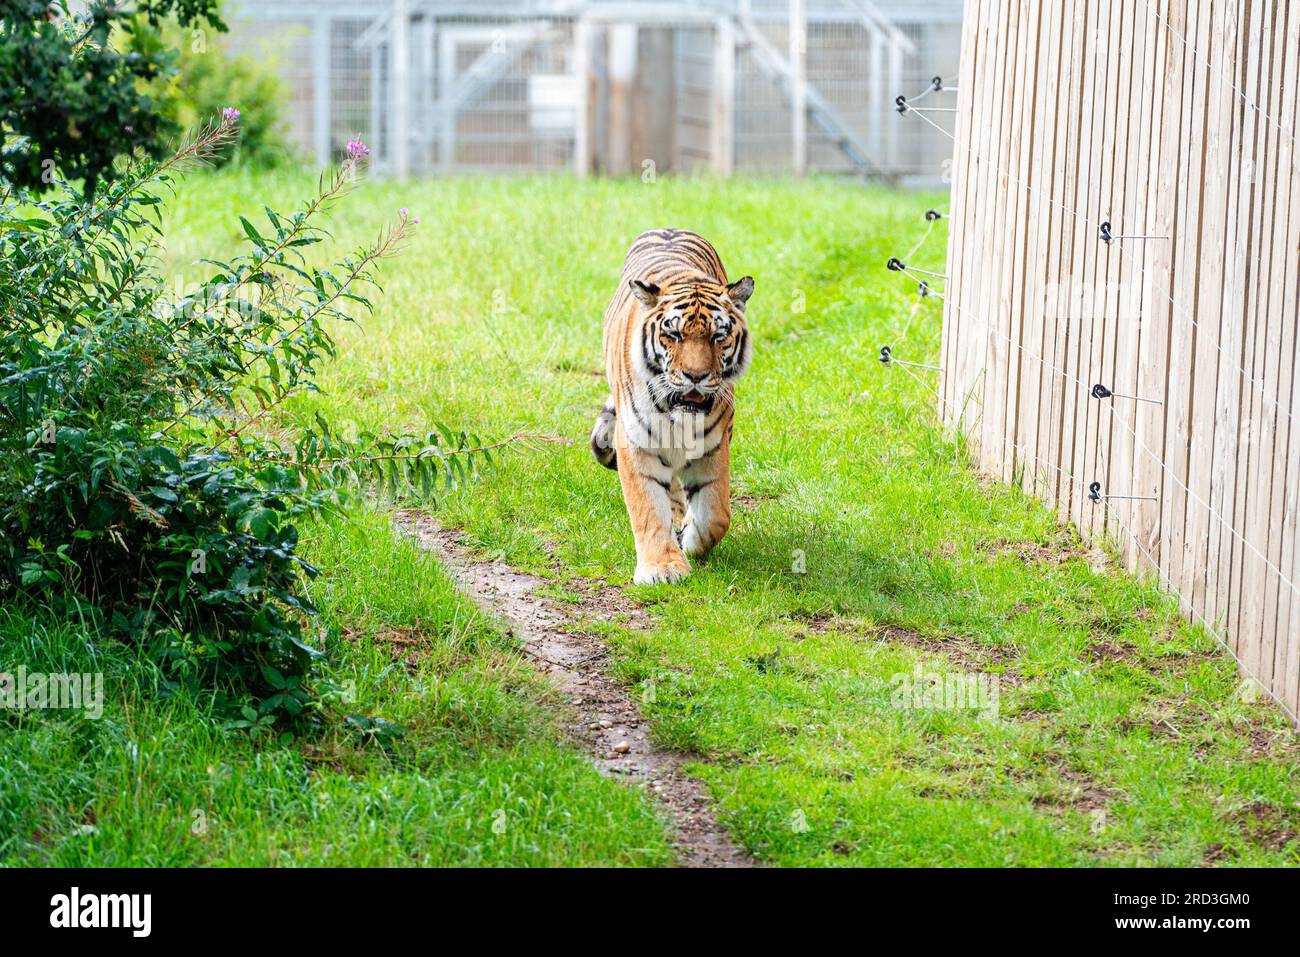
[629,279,661,307]
[726,276,755,307]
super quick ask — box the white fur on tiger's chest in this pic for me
[620,393,720,469]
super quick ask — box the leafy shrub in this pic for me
[134,2,292,169]
[0,118,507,727]
[0,0,226,194]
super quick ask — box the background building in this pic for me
[225,0,963,184]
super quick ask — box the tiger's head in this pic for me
[628,275,754,414]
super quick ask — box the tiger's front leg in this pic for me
[615,435,691,584]
[680,439,731,558]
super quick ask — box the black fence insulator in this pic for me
[895,95,909,114]
[879,345,893,364]
[1090,382,1162,404]
[1097,222,1168,245]
[925,208,944,221]
[930,76,943,91]
[1088,480,1157,503]
[886,257,905,271]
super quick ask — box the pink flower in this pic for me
[400,208,420,225]
[347,138,371,158]
[222,107,241,124]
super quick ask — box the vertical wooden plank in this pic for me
[1223,0,1265,656]
[1108,0,1153,571]
[1233,0,1284,677]
[1083,0,1124,544]
[1063,0,1106,533]
[1003,1,1031,476]
[1015,0,1065,498]
[967,0,1014,463]
[940,0,985,428]
[1258,3,1300,696]
[1179,0,1233,617]
[999,0,1043,486]
[1034,0,1079,504]
[1244,0,1294,689]
[1226,0,1270,661]
[1133,0,1182,578]
[952,0,997,446]
[994,0,1026,481]
[1206,0,1253,628]
[946,1,980,439]
[1260,4,1299,702]
[1051,0,1088,519]
[1045,0,1091,516]
[1275,11,1300,719]
[979,0,1026,477]
[1154,0,1209,613]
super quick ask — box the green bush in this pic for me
[0,120,500,728]
[136,4,293,169]
[0,0,225,194]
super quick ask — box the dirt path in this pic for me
[395,511,753,868]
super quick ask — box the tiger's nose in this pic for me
[683,370,711,386]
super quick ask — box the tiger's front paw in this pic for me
[681,515,728,559]
[633,557,690,585]
[680,522,710,558]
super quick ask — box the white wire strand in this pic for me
[887,193,1300,601]
[904,218,937,260]
[895,360,941,399]
[1139,0,1299,153]
[883,229,1298,720]
[898,297,923,340]
[895,263,947,294]
[999,432,1298,725]
[930,248,1300,603]
[902,80,1300,602]
[905,105,1300,436]
[891,21,1300,718]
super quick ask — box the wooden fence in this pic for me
[937,0,1300,720]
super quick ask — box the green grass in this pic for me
[0,507,672,866]
[7,168,1298,866]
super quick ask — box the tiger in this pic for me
[590,228,754,584]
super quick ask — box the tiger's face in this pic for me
[629,275,754,414]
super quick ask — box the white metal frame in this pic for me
[227,0,948,179]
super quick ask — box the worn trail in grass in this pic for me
[1,506,674,866]
[397,511,752,867]
[156,171,1300,866]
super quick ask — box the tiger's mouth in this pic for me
[670,389,714,413]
